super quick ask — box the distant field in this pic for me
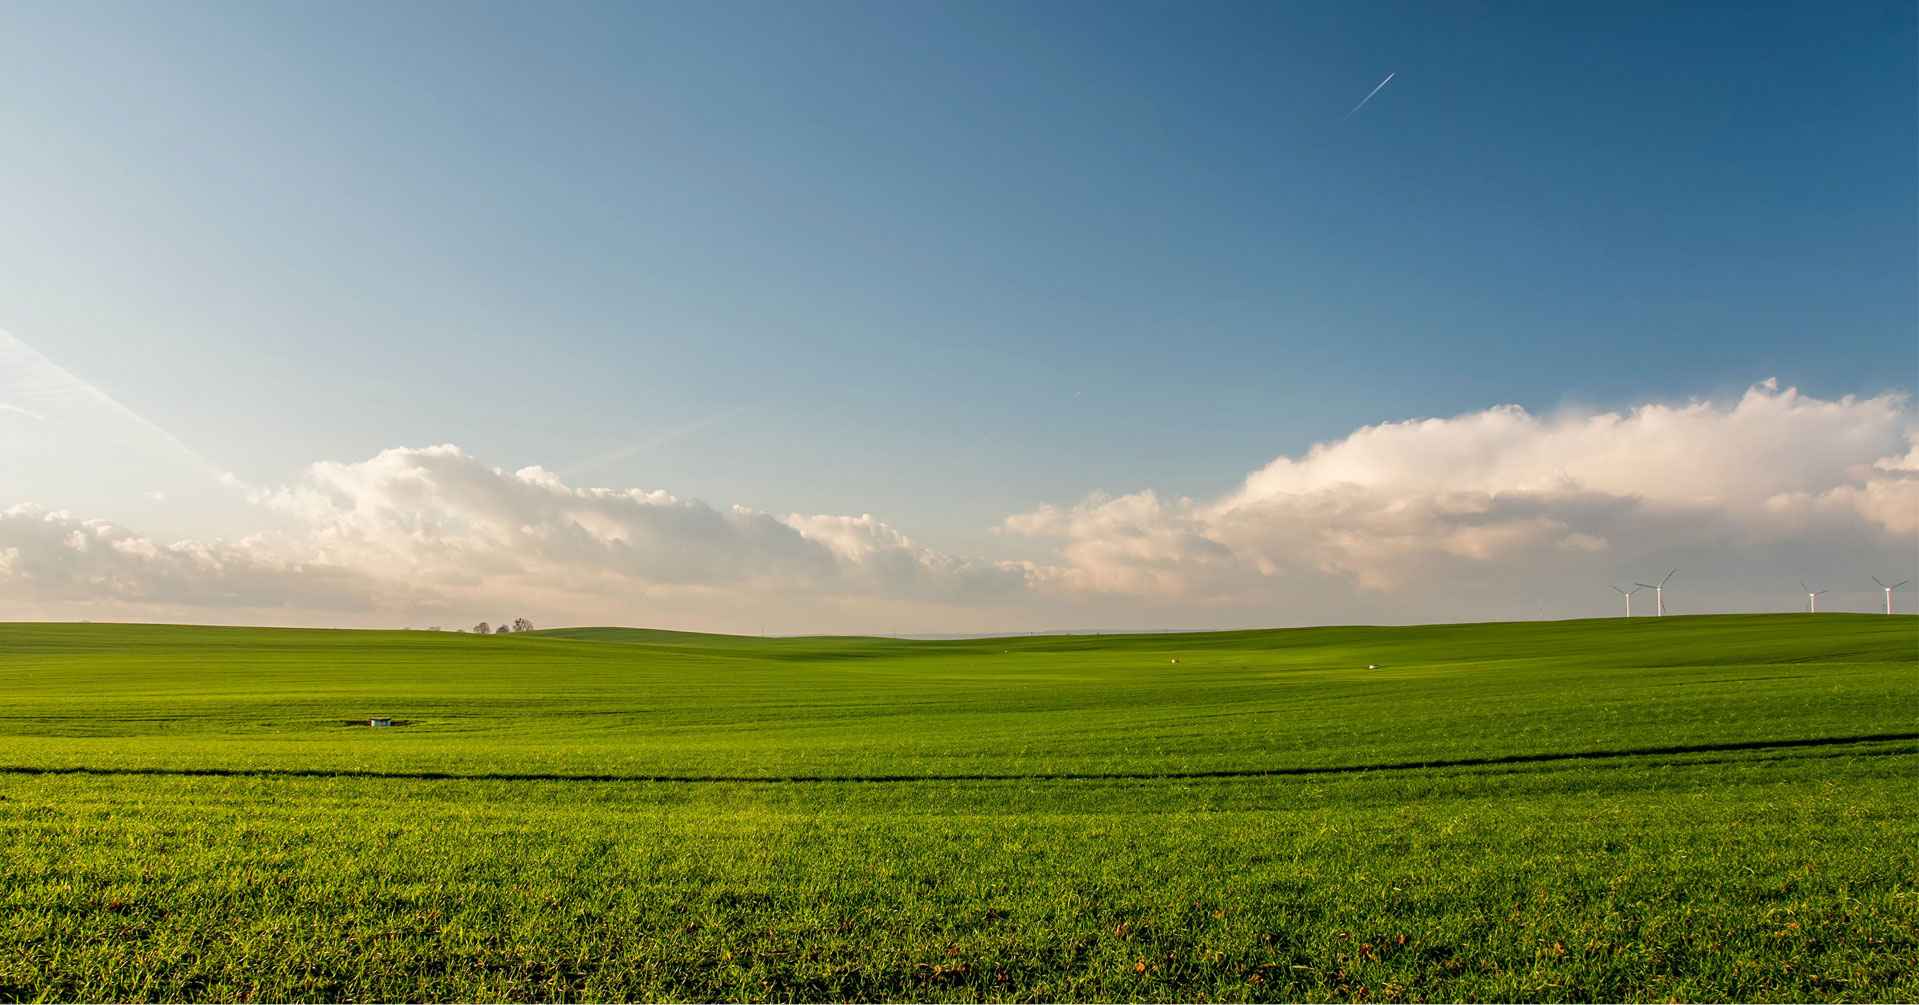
[1,614,1914,1002]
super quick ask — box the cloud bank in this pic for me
[0,504,378,611]
[2,381,1913,628]
[1005,380,1916,601]
[0,446,1034,624]
[258,444,1033,602]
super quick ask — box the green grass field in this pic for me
[1,614,1914,1002]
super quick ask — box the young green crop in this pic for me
[1,614,1913,1001]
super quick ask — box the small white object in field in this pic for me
[1170,658,1180,663]
[369,716,393,727]
[1368,664,1380,669]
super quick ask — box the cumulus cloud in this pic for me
[254,445,1033,601]
[0,446,1032,618]
[0,504,378,610]
[1006,381,1917,597]
[3,380,1912,627]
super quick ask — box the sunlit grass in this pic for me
[0,614,1913,1001]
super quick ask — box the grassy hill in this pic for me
[1,615,1914,1000]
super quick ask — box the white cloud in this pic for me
[245,445,1033,604]
[1006,381,1917,598]
[2,381,1912,627]
[0,445,1034,621]
[0,504,379,611]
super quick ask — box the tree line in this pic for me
[453,618,534,634]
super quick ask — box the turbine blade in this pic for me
[1872,576,1888,588]
[1894,581,1911,590]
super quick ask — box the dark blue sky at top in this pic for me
[0,0,1912,549]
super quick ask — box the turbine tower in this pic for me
[1871,576,1910,615]
[1800,582,1828,614]
[1634,569,1676,617]
[1610,584,1644,618]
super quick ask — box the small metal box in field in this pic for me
[369,716,392,727]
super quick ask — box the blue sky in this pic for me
[1,1,1914,629]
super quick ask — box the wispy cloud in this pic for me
[1345,71,1395,118]
[561,406,750,477]
[0,401,46,420]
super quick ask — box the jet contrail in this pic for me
[562,406,751,477]
[1345,72,1395,118]
[955,436,989,463]
[0,327,234,482]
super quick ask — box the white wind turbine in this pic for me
[1871,576,1910,615]
[1634,569,1676,617]
[1799,582,1828,613]
[1610,584,1644,618]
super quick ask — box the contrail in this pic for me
[0,327,235,483]
[562,406,750,477]
[955,436,989,463]
[1345,72,1395,118]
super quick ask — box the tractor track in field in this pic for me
[2,732,1914,786]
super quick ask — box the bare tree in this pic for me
[472,622,489,635]
[511,617,534,632]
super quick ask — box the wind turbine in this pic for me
[1799,582,1828,613]
[1634,570,1676,617]
[1610,584,1644,617]
[1871,576,1910,615]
